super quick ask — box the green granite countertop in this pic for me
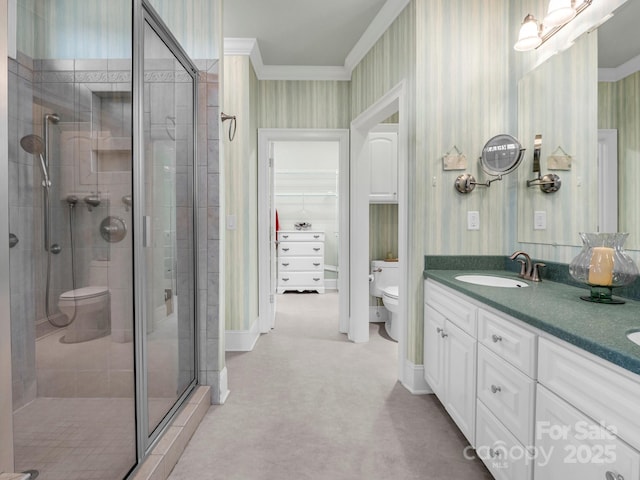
[423,268,640,377]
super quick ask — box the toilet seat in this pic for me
[60,286,109,301]
[382,285,398,300]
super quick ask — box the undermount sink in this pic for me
[455,274,529,288]
[627,331,640,347]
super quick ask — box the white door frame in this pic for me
[349,81,408,383]
[257,129,350,334]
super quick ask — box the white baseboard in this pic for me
[401,360,433,395]
[324,278,337,290]
[225,318,260,351]
[369,305,389,323]
[214,367,230,405]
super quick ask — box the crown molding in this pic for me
[223,0,409,81]
[344,0,411,73]
[599,53,640,82]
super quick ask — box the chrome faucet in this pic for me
[509,250,545,282]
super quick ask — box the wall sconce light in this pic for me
[514,0,592,51]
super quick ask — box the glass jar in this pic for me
[569,232,639,304]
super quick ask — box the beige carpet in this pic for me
[169,291,492,479]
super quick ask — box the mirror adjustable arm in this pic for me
[454,173,503,194]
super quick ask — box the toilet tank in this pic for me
[369,260,399,298]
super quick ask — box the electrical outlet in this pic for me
[534,211,547,230]
[467,211,480,230]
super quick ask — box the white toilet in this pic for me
[369,260,400,341]
[59,260,111,343]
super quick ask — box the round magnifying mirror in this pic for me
[480,134,525,176]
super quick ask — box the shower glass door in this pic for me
[139,9,197,440]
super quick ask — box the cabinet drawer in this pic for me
[535,384,640,480]
[278,257,323,272]
[478,309,537,378]
[279,231,325,242]
[278,242,324,257]
[538,337,640,452]
[425,279,477,336]
[278,272,324,287]
[477,344,535,446]
[476,401,532,480]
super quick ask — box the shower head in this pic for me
[66,195,79,206]
[20,134,44,155]
[20,134,51,187]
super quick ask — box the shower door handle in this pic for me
[143,215,152,247]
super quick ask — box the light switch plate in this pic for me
[227,214,237,230]
[534,211,547,230]
[467,211,480,230]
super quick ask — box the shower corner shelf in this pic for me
[91,135,132,152]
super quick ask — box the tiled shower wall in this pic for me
[8,54,37,411]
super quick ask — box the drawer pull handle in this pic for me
[313,278,320,282]
[489,448,501,458]
[605,472,624,480]
[436,327,443,333]
[492,334,503,343]
[282,248,290,252]
[313,262,321,266]
[490,385,502,394]
[313,247,321,251]
[313,235,320,238]
[282,235,289,238]
[282,277,290,282]
[282,263,290,266]
[440,331,448,338]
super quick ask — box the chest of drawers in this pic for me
[277,231,325,294]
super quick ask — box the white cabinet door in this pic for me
[444,321,477,447]
[534,384,640,480]
[368,130,398,203]
[424,304,446,399]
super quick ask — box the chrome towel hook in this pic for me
[220,112,237,141]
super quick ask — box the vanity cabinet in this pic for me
[368,127,398,204]
[424,277,640,480]
[424,280,478,446]
[277,231,325,294]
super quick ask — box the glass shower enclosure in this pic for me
[6,1,198,477]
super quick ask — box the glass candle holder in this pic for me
[569,232,639,304]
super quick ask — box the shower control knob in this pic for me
[100,216,127,243]
[50,244,61,254]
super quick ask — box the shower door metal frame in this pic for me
[133,0,200,460]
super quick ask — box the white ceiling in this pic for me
[223,0,408,80]
[598,0,640,68]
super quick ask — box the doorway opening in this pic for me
[258,130,350,334]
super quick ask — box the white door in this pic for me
[268,141,277,329]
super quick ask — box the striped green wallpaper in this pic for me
[223,56,259,330]
[599,71,640,256]
[259,80,351,129]
[369,204,399,263]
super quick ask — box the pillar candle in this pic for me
[588,247,615,286]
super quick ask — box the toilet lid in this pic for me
[383,286,398,299]
[61,286,109,300]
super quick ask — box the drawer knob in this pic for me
[605,472,624,480]
[282,248,290,251]
[282,277,290,282]
[282,263,290,266]
[282,235,289,238]
[313,235,320,238]
[313,247,321,251]
[492,334,503,343]
[436,327,443,334]
[313,262,321,266]
[440,331,448,338]
[490,385,502,394]
[313,278,320,282]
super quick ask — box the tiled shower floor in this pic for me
[13,397,136,480]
